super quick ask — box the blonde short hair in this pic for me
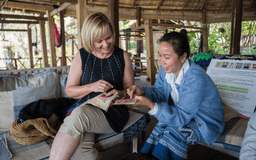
[81,12,115,53]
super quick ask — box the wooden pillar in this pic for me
[107,0,119,47]
[27,24,33,68]
[47,10,57,66]
[135,7,143,66]
[39,13,48,67]
[76,0,88,48]
[144,19,155,86]
[230,0,243,55]
[136,7,141,27]
[71,36,74,60]
[202,9,208,53]
[60,11,66,66]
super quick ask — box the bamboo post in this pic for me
[144,19,156,86]
[202,9,208,53]
[60,10,66,66]
[27,24,33,68]
[107,0,119,47]
[39,13,49,67]
[47,10,57,66]
[230,0,243,55]
[76,0,88,48]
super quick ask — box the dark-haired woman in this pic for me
[127,31,224,160]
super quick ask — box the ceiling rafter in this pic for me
[200,0,208,10]
[222,0,229,10]
[156,0,163,10]
[131,0,136,8]
[0,1,54,12]
[183,0,190,9]
[0,14,47,21]
[0,0,8,10]
[50,2,71,16]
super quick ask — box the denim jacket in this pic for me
[142,60,225,145]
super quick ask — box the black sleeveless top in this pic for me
[79,47,129,133]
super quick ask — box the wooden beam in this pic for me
[76,0,88,48]
[223,0,229,10]
[46,10,57,67]
[183,0,190,8]
[44,0,77,3]
[60,10,66,66]
[156,0,163,10]
[0,20,39,24]
[230,0,243,55]
[108,0,119,47]
[136,7,141,27]
[50,3,71,16]
[0,29,27,31]
[0,1,54,12]
[202,9,208,53]
[39,13,48,67]
[0,0,8,10]
[0,14,47,21]
[144,19,155,86]
[27,24,33,68]
[151,23,184,28]
[200,0,208,10]
[131,0,136,7]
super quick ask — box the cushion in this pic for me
[59,74,68,97]
[201,102,249,158]
[95,111,149,151]
[0,71,60,133]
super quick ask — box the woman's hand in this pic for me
[127,85,145,98]
[93,79,113,93]
[133,96,154,109]
[106,89,121,97]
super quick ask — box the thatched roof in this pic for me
[1,0,255,23]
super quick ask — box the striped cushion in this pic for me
[95,111,149,151]
[0,71,60,133]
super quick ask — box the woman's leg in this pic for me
[49,132,81,160]
[49,105,114,160]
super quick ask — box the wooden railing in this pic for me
[0,56,74,70]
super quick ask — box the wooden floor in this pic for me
[100,76,239,160]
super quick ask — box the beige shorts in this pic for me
[58,104,115,160]
[58,104,114,139]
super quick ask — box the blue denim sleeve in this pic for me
[141,67,166,103]
[154,70,207,126]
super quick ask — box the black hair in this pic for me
[159,31,190,59]
[180,29,188,36]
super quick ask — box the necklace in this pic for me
[81,53,121,100]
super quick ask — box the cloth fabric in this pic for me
[141,120,203,160]
[9,114,59,145]
[78,47,129,133]
[140,60,225,159]
[239,112,256,160]
[9,98,75,145]
[58,104,114,159]
[18,98,76,122]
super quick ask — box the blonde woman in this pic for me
[49,12,134,160]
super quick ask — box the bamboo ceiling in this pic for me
[0,0,256,24]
